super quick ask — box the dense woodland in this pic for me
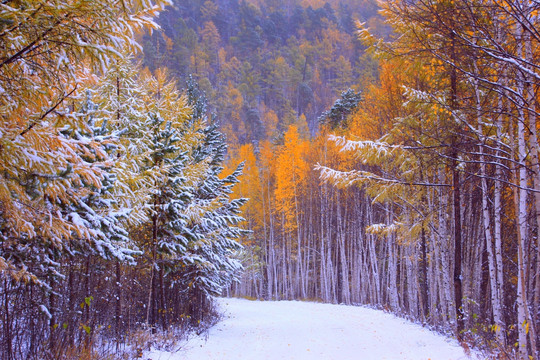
[141,0,389,141]
[145,0,540,359]
[0,1,247,359]
[1,0,540,359]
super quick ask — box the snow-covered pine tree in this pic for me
[177,79,248,324]
[317,89,362,130]
[47,91,142,348]
[89,54,164,342]
[63,91,136,263]
[133,69,219,332]
[93,52,156,227]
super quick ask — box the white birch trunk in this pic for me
[516,105,531,357]
[438,168,455,323]
[471,71,506,344]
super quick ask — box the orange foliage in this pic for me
[349,59,407,140]
[274,125,310,232]
[227,144,263,239]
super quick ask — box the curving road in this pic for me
[148,297,477,360]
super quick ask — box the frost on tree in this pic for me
[0,0,170,284]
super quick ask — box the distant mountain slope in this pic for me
[142,0,388,145]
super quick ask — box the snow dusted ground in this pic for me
[147,297,478,360]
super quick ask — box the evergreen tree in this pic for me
[177,79,248,323]
[318,88,362,129]
[63,92,136,263]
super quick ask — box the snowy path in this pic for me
[148,297,476,360]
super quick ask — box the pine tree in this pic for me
[177,79,248,323]
[63,91,136,263]
[93,52,154,226]
[317,89,362,130]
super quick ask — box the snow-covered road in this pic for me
[148,297,476,360]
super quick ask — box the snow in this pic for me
[147,297,477,360]
[38,304,52,320]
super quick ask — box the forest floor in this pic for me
[146,297,478,360]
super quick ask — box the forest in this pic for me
[1,0,540,359]
[0,1,247,359]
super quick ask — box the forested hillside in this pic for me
[141,0,388,143]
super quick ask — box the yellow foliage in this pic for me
[225,144,264,237]
[274,125,309,233]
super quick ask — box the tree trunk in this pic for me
[4,278,12,360]
[420,226,429,320]
[452,159,464,340]
[115,261,122,348]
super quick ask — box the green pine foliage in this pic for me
[177,80,249,321]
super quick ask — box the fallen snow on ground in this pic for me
[147,297,477,360]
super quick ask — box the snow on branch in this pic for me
[330,135,399,157]
[366,222,402,236]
